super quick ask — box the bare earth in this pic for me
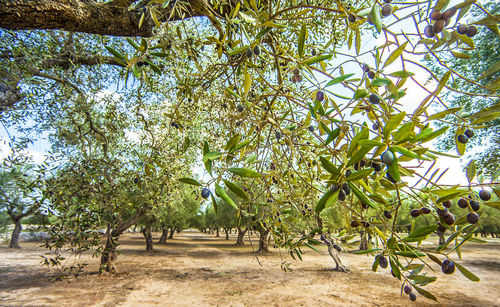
[1,230,499,307]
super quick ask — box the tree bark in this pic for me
[8,218,22,248]
[359,231,368,250]
[0,0,210,37]
[158,228,168,244]
[142,225,153,252]
[100,230,118,274]
[257,228,269,253]
[168,227,175,239]
[216,228,220,237]
[235,226,247,246]
[224,228,229,240]
[327,242,350,272]
[437,230,446,246]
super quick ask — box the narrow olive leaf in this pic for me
[370,5,382,33]
[255,27,273,40]
[387,155,401,182]
[454,262,480,282]
[228,167,261,178]
[225,134,241,150]
[426,253,443,266]
[403,225,438,242]
[303,54,332,65]
[232,140,251,152]
[325,128,341,145]
[479,58,500,80]
[298,24,306,58]
[346,169,373,181]
[413,285,438,302]
[371,78,392,86]
[427,107,462,121]
[243,69,252,98]
[466,160,476,183]
[435,70,451,96]
[384,41,408,68]
[305,242,320,252]
[348,182,378,209]
[347,145,375,167]
[394,251,426,258]
[223,179,249,201]
[436,191,462,204]
[203,151,223,162]
[178,177,203,186]
[383,112,406,139]
[455,127,466,156]
[355,26,361,55]
[389,70,415,78]
[354,248,382,254]
[215,183,238,210]
[389,257,402,280]
[451,51,471,59]
[470,101,500,124]
[319,156,341,176]
[105,46,126,60]
[484,201,500,209]
[210,192,218,214]
[315,189,335,213]
[325,73,355,87]
[353,88,368,99]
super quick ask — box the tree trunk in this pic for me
[168,227,175,239]
[359,231,368,250]
[216,228,220,237]
[158,229,168,244]
[8,218,22,249]
[257,229,269,253]
[327,243,350,272]
[142,226,153,252]
[437,230,446,246]
[100,231,118,274]
[235,227,247,246]
[0,0,208,37]
[224,228,229,240]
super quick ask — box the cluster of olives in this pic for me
[245,45,260,58]
[291,68,302,83]
[330,182,352,201]
[171,121,179,129]
[320,235,342,251]
[301,204,313,216]
[457,129,474,144]
[424,7,457,37]
[403,285,417,301]
[350,220,370,228]
[457,24,478,37]
[362,64,376,79]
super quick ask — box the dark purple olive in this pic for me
[351,221,360,227]
[457,134,468,144]
[442,200,452,208]
[316,90,325,102]
[410,209,421,217]
[201,188,210,199]
[467,212,479,224]
[437,223,446,233]
[378,255,388,268]
[369,93,381,104]
[430,10,442,20]
[384,210,392,219]
[479,190,491,201]
[464,129,474,138]
[349,14,356,23]
[442,7,457,19]
[458,198,468,208]
[433,19,445,34]
[442,259,455,274]
[437,207,448,217]
[409,292,417,301]
[421,207,431,214]
[404,285,411,294]
[381,4,392,17]
[457,24,468,34]
[466,25,478,37]
[444,213,455,226]
[470,200,480,211]
[368,70,376,79]
[424,25,435,38]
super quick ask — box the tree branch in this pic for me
[0,0,205,37]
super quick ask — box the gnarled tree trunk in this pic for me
[235,226,248,246]
[158,228,168,244]
[168,227,175,239]
[216,228,220,237]
[142,225,153,252]
[257,228,269,253]
[327,242,350,273]
[224,228,229,240]
[8,218,22,249]
[100,230,118,274]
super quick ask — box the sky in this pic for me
[0,1,483,188]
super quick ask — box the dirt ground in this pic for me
[0,230,499,307]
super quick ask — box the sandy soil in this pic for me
[0,230,499,307]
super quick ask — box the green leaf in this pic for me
[471,101,500,125]
[203,151,223,162]
[387,154,400,182]
[388,70,415,78]
[454,262,480,282]
[228,167,261,178]
[384,42,408,68]
[353,248,381,254]
[223,179,248,201]
[232,140,251,152]
[413,285,438,302]
[371,78,392,87]
[346,169,373,181]
[435,71,451,96]
[255,27,273,40]
[466,160,476,183]
[298,24,306,58]
[225,134,241,151]
[347,145,375,167]
[325,74,355,87]
[215,183,238,210]
[315,188,335,213]
[353,89,368,99]
[348,182,378,209]
[105,46,126,60]
[394,251,426,258]
[210,192,218,215]
[383,112,406,139]
[370,5,382,33]
[303,54,332,65]
[479,58,500,80]
[403,225,438,242]
[178,177,202,186]
[427,107,462,121]
[319,156,341,176]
